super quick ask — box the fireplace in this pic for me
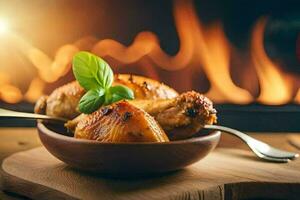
[0,0,299,131]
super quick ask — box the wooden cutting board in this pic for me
[1,147,300,200]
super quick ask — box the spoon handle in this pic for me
[204,124,298,160]
[204,124,253,142]
[0,108,67,122]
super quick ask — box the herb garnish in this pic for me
[72,51,134,114]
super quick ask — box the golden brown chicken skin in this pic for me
[113,74,178,100]
[35,81,85,119]
[131,91,217,140]
[67,91,217,140]
[34,74,178,119]
[75,101,169,143]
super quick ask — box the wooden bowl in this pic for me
[37,122,220,176]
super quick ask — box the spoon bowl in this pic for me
[37,122,220,176]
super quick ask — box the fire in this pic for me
[0,72,22,103]
[295,89,300,104]
[24,78,45,103]
[251,18,294,105]
[28,45,79,83]
[0,84,22,103]
[0,0,298,105]
[190,21,253,104]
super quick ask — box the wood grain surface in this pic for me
[0,128,41,200]
[289,135,300,150]
[2,146,300,200]
[1,128,300,200]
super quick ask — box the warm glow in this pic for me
[295,89,300,104]
[27,45,78,83]
[0,19,9,34]
[92,0,253,104]
[24,78,45,103]
[0,72,10,84]
[191,21,253,104]
[251,18,293,105]
[0,84,22,103]
[0,0,297,105]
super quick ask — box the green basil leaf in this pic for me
[106,85,134,104]
[95,56,114,89]
[79,88,105,114]
[72,51,101,90]
[72,51,113,90]
[73,51,134,112]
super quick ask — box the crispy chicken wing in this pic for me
[130,91,217,140]
[75,101,169,142]
[34,74,178,119]
[67,91,217,140]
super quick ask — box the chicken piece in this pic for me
[35,81,85,119]
[113,74,178,100]
[130,91,217,140]
[67,91,217,140]
[75,101,169,143]
[34,74,178,119]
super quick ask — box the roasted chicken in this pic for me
[35,74,217,141]
[75,101,169,142]
[67,91,217,140]
[35,81,84,119]
[130,91,217,140]
[34,74,178,119]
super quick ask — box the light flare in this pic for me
[0,19,9,34]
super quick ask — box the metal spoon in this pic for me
[1,108,297,162]
[204,124,299,162]
[0,108,67,122]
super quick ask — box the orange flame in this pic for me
[28,45,79,83]
[90,1,253,104]
[192,22,253,104]
[251,18,294,105]
[24,78,45,103]
[0,0,297,105]
[0,84,22,103]
[0,72,22,103]
[295,89,300,104]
